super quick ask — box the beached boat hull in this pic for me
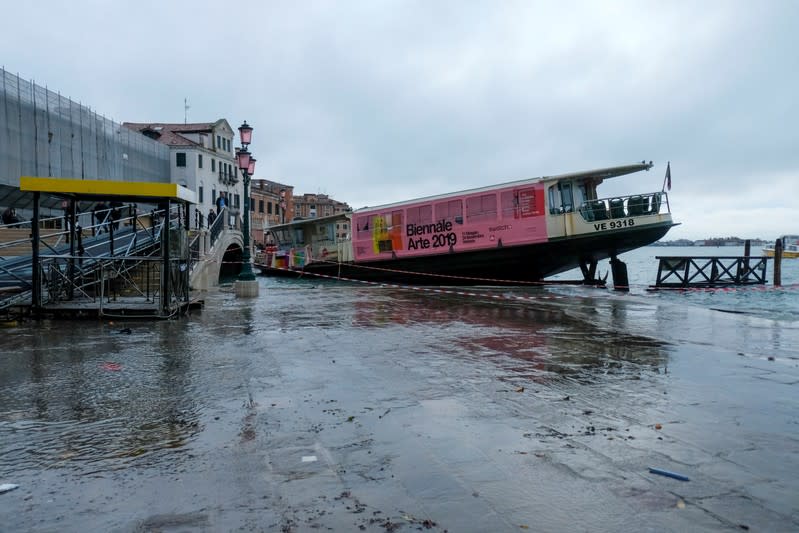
[256,162,676,285]
[257,221,673,285]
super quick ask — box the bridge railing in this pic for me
[208,207,227,249]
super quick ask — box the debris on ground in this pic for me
[0,483,20,494]
[648,467,690,481]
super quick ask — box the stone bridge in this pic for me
[190,228,245,290]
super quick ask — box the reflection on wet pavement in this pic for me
[1,279,797,531]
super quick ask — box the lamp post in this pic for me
[279,188,286,224]
[234,121,258,296]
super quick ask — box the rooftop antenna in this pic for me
[184,97,190,124]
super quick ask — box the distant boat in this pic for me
[763,235,799,259]
[255,162,677,285]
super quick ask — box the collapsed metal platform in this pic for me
[17,176,199,319]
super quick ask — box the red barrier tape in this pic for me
[191,250,799,294]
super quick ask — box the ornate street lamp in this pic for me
[236,121,256,283]
[279,188,287,224]
[239,120,253,145]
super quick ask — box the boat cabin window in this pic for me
[466,194,497,223]
[560,182,573,212]
[435,199,463,224]
[273,228,291,245]
[356,216,370,238]
[500,191,518,219]
[371,210,403,252]
[577,182,591,202]
[317,223,335,241]
[548,182,574,214]
[406,204,433,225]
[389,210,402,232]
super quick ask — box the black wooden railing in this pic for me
[653,256,768,288]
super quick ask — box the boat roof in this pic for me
[264,161,654,231]
[352,161,653,213]
[20,177,195,204]
[266,212,350,231]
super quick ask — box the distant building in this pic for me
[293,193,351,239]
[123,120,242,228]
[250,180,294,246]
[701,237,747,247]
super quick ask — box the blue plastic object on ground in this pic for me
[648,467,690,481]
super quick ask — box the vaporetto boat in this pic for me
[255,161,677,286]
[763,235,799,259]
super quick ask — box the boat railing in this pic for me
[578,191,669,222]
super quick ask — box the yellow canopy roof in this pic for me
[19,177,195,204]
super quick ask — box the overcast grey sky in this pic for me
[3,0,797,240]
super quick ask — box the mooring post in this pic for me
[31,191,41,312]
[774,238,782,287]
[610,256,629,291]
[743,239,751,281]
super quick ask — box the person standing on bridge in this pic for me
[2,206,20,225]
[93,202,108,234]
[109,201,122,231]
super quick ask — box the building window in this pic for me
[198,154,203,168]
[234,194,240,208]
[267,202,273,214]
[212,189,216,203]
[199,186,204,203]
[211,159,216,172]
[259,200,264,213]
[251,199,255,212]
[217,135,221,149]
[176,153,186,167]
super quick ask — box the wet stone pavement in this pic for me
[1,279,798,532]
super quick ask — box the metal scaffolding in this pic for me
[0,68,170,216]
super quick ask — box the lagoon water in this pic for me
[0,245,797,531]
[553,245,799,322]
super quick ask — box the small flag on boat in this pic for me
[663,162,672,191]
